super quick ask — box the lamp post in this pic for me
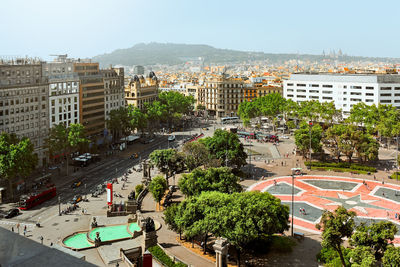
[291,174,295,237]
[309,122,313,168]
[58,195,61,216]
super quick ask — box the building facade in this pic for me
[283,73,400,115]
[0,59,49,166]
[125,72,158,110]
[74,62,105,137]
[102,67,125,120]
[43,57,80,129]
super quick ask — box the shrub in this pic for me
[317,246,351,267]
[135,184,144,197]
[305,161,376,172]
[268,235,296,253]
[389,172,400,180]
[148,245,187,267]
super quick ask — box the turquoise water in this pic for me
[63,223,141,249]
[63,233,94,249]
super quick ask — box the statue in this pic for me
[91,217,98,228]
[128,190,135,200]
[94,231,101,247]
[143,217,155,232]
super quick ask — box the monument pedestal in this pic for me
[213,238,229,267]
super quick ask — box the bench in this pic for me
[294,232,305,241]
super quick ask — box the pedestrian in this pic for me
[383,192,386,197]
[299,208,302,215]
[303,208,306,215]
[382,180,385,185]
[374,175,376,180]
[11,226,14,232]
[82,208,84,215]
[16,223,20,234]
[396,213,398,219]
[274,180,277,186]
[23,227,26,236]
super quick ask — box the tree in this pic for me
[135,184,144,197]
[0,133,37,199]
[144,101,167,134]
[149,175,167,208]
[149,149,177,179]
[158,91,195,128]
[163,204,183,239]
[323,124,347,162]
[182,141,209,171]
[350,221,398,260]
[179,167,242,197]
[316,207,356,267]
[382,246,400,267]
[347,246,376,267]
[200,129,247,168]
[294,121,323,157]
[106,107,132,142]
[47,123,89,175]
[128,105,147,135]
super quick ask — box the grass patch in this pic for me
[148,245,187,267]
[245,148,262,156]
[310,166,369,174]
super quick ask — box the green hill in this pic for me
[92,42,399,66]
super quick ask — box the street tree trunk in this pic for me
[336,245,346,267]
[8,178,14,201]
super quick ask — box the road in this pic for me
[1,134,172,225]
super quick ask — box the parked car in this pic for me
[69,195,82,204]
[168,135,176,141]
[5,208,20,219]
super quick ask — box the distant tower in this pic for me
[322,50,326,57]
[133,65,145,75]
[338,49,343,57]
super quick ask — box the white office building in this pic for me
[43,59,80,128]
[283,73,400,115]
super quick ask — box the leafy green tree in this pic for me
[350,221,397,260]
[323,124,347,162]
[294,121,323,157]
[179,167,242,197]
[149,175,168,207]
[200,129,247,168]
[0,133,38,199]
[149,149,184,183]
[319,101,342,126]
[347,246,376,267]
[238,100,260,124]
[135,184,144,197]
[47,123,88,175]
[106,107,132,142]
[163,204,184,239]
[316,207,356,267]
[382,246,400,267]
[158,91,195,128]
[144,101,167,133]
[286,120,296,131]
[182,141,209,171]
[128,105,147,135]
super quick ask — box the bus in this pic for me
[237,131,256,139]
[19,185,57,210]
[221,116,240,124]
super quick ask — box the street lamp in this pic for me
[291,174,295,237]
[308,122,313,168]
[58,195,61,216]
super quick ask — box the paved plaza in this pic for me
[248,175,400,243]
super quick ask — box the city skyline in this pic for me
[1,0,400,60]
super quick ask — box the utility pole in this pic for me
[291,174,295,237]
[309,122,313,167]
[58,195,61,216]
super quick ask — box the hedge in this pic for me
[310,166,368,174]
[148,245,187,267]
[304,161,376,172]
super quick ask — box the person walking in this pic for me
[23,225,27,236]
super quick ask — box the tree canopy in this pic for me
[149,175,168,206]
[179,167,242,197]
[182,141,210,171]
[0,133,37,199]
[149,149,185,179]
[200,129,247,168]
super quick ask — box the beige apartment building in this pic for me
[0,59,49,166]
[102,67,125,120]
[125,72,158,110]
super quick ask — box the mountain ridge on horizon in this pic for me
[92,42,400,67]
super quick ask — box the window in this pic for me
[297,89,306,93]
[322,97,333,100]
[366,86,374,90]
[297,84,306,87]
[350,92,361,95]
[366,93,374,96]
[310,96,319,99]
[287,83,294,86]
[287,89,294,92]
[350,98,362,102]
[309,90,319,93]
[322,91,333,94]
[381,100,392,103]
[350,86,362,89]
[297,95,306,98]
[380,93,391,97]
[381,87,392,91]
[311,84,319,87]
[395,87,400,90]
[287,94,294,97]
[322,85,333,88]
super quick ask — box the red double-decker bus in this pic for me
[19,185,57,210]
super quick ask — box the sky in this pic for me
[1,0,400,60]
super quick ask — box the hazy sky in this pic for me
[1,0,400,60]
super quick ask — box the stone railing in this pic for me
[136,187,148,210]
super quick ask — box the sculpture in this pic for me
[91,217,98,228]
[94,231,101,247]
[143,217,155,232]
[128,190,136,200]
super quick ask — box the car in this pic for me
[71,180,82,188]
[5,208,20,219]
[168,135,175,141]
[202,127,209,130]
[70,195,82,204]
[280,135,289,139]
